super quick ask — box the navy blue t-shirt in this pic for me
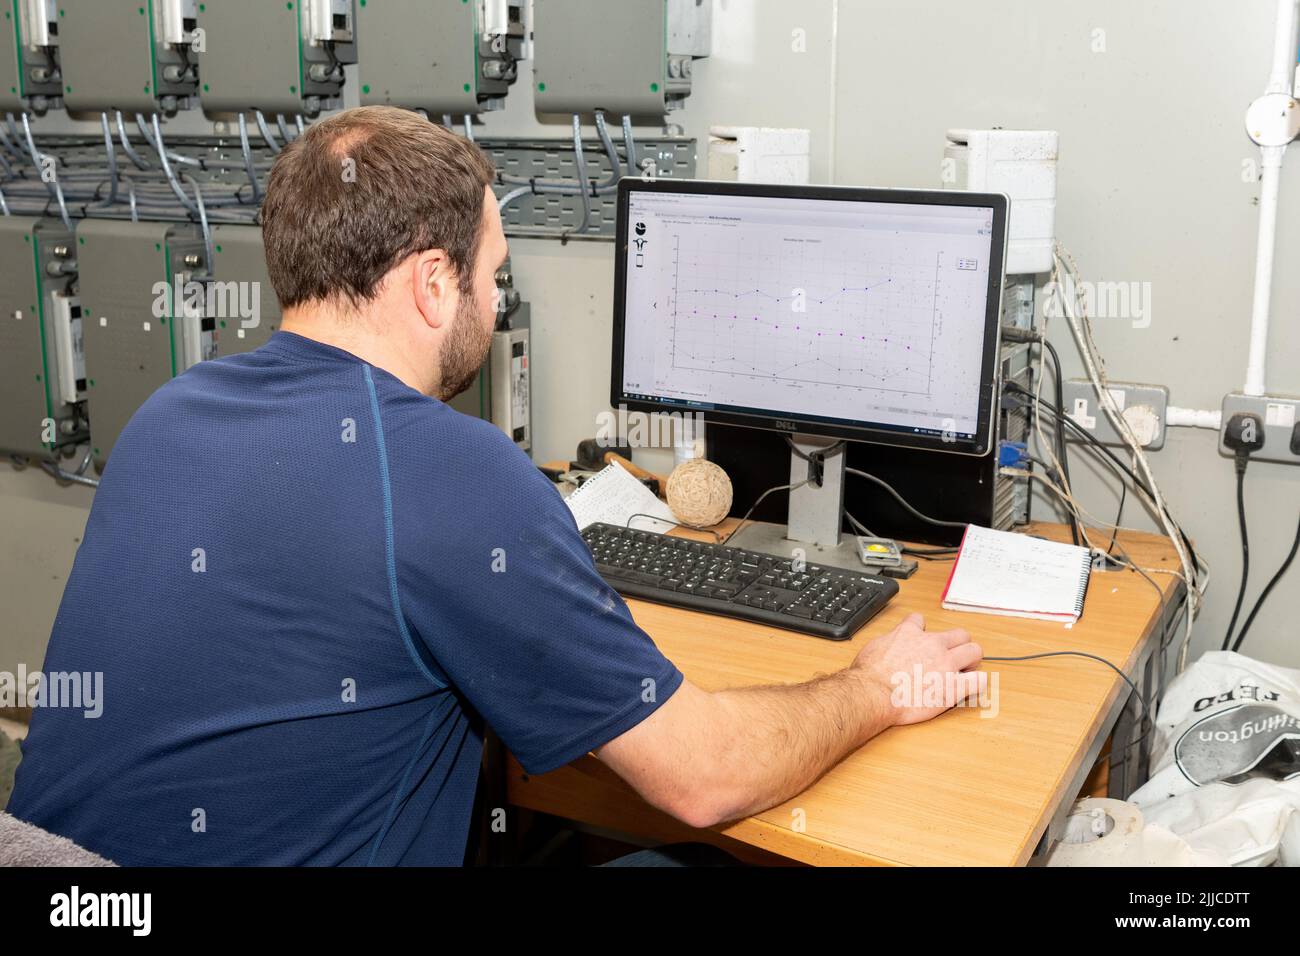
[9,331,682,866]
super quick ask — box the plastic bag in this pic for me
[1129,651,1300,866]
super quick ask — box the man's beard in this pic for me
[436,289,493,402]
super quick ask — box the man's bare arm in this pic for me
[596,613,985,829]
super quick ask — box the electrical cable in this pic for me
[1040,336,1079,545]
[237,112,262,202]
[38,457,99,488]
[984,651,1149,722]
[1222,463,1250,651]
[3,112,25,153]
[114,111,151,169]
[0,131,19,178]
[18,112,72,230]
[137,113,201,167]
[97,112,119,206]
[724,479,812,545]
[496,112,622,198]
[1054,245,1199,669]
[845,467,968,529]
[842,507,877,539]
[145,114,199,215]
[593,110,622,186]
[255,110,282,154]
[625,512,724,542]
[989,644,1159,792]
[0,118,26,162]
[621,114,638,178]
[496,184,532,212]
[1107,466,1128,557]
[191,178,213,269]
[1232,512,1300,653]
[561,113,592,240]
[1004,383,1205,579]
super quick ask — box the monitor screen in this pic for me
[612,180,1007,455]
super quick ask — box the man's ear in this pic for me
[412,248,456,331]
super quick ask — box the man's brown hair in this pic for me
[260,106,496,309]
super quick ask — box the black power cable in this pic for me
[1041,338,1079,545]
[1220,414,1263,651]
[1000,326,1078,544]
[844,466,969,530]
[1222,463,1250,651]
[1231,513,1300,653]
[1107,480,1127,557]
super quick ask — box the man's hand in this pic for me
[851,612,986,726]
[597,611,987,828]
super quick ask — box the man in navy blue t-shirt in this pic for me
[9,107,984,865]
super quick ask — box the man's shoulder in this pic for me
[373,380,560,521]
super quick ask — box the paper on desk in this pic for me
[564,461,676,533]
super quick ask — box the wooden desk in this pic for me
[506,505,1183,866]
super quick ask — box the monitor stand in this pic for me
[724,434,866,572]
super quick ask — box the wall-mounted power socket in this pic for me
[1220,393,1300,466]
[1062,380,1168,450]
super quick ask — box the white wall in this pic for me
[3,0,1298,675]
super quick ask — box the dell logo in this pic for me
[773,420,797,431]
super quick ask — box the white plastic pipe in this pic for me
[1246,145,1286,397]
[1267,0,1300,95]
[1244,0,1300,397]
[1166,406,1223,430]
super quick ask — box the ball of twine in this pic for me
[666,458,733,529]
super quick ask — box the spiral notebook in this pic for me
[563,461,677,534]
[940,525,1092,623]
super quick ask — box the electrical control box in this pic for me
[198,0,356,117]
[532,0,710,116]
[944,129,1057,276]
[488,323,531,451]
[357,0,524,115]
[0,216,83,458]
[707,127,812,184]
[0,0,63,114]
[207,225,280,356]
[49,290,86,407]
[78,220,208,470]
[448,261,531,454]
[58,0,200,115]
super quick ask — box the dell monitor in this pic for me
[612,179,1009,559]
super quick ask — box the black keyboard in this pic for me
[582,522,899,641]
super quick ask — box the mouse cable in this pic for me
[983,651,1150,724]
[625,512,723,543]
